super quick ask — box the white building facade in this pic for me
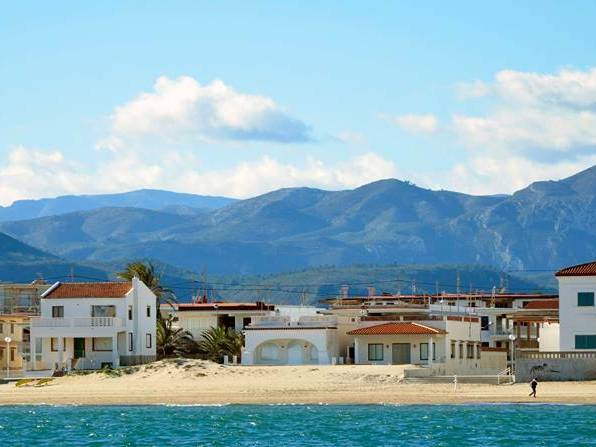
[557,262,596,351]
[29,278,156,371]
[242,315,339,365]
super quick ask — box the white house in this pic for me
[242,315,339,365]
[29,278,157,371]
[556,261,596,351]
[347,317,492,374]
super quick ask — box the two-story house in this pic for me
[556,261,596,351]
[29,278,156,371]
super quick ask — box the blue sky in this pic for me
[1,1,596,205]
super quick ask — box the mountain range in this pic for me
[0,189,235,222]
[0,165,593,278]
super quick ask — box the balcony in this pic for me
[30,317,124,336]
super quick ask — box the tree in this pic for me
[198,326,243,363]
[156,314,195,358]
[117,261,176,318]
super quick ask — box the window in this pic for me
[92,305,116,317]
[9,324,14,334]
[480,316,489,331]
[578,292,595,307]
[10,348,15,362]
[467,344,474,359]
[92,337,113,352]
[368,343,384,361]
[0,323,3,333]
[0,348,3,360]
[52,306,64,318]
[128,333,134,351]
[51,338,59,352]
[450,342,456,359]
[575,335,596,349]
[420,343,436,361]
[146,305,151,318]
[146,333,152,349]
[459,343,464,359]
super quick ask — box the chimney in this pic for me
[367,286,376,297]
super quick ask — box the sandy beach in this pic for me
[1,359,595,405]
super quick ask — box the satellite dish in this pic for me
[4,337,11,343]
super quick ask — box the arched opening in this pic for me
[257,342,281,364]
[254,339,321,365]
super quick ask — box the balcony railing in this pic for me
[30,317,123,329]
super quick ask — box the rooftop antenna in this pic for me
[411,279,416,295]
[69,266,75,282]
[491,286,496,308]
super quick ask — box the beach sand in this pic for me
[1,359,595,405]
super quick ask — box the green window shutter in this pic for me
[575,335,596,349]
[578,292,595,306]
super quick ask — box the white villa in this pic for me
[556,261,596,351]
[29,278,156,371]
[242,315,339,365]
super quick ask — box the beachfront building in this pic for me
[347,318,482,372]
[0,281,50,376]
[556,261,596,351]
[29,278,156,371]
[162,301,275,340]
[0,313,31,374]
[242,315,339,365]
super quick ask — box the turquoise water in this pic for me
[0,404,594,446]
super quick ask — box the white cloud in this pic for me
[0,147,90,204]
[334,131,367,146]
[0,147,397,205]
[436,154,596,196]
[454,68,596,152]
[385,113,439,134]
[110,76,310,143]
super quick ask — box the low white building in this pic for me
[29,278,157,371]
[242,315,339,365]
[347,317,491,374]
[556,261,596,351]
[162,301,275,340]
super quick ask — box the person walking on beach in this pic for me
[529,378,538,398]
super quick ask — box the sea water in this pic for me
[0,404,594,446]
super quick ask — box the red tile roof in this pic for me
[43,282,132,299]
[556,261,596,277]
[525,299,559,310]
[347,322,446,336]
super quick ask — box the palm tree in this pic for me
[156,314,195,358]
[117,261,176,318]
[198,326,243,363]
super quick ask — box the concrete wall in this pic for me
[558,276,596,351]
[517,354,596,381]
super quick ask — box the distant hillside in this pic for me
[0,232,108,283]
[200,264,549,305]
[0,165,594,275]
[0,189,236,222]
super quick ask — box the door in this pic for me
[74,338,85,359]
[391,343,411,364]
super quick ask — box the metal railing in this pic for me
[518,351,596,359]
[30,317,123,329]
